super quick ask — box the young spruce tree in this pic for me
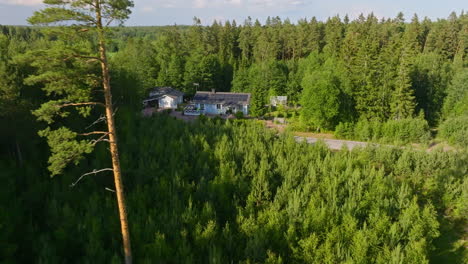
[27,0,134,263]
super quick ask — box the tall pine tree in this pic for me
[28,0,134,262]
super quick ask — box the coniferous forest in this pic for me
[0,5,467,263]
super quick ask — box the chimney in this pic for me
[211,89,216,94]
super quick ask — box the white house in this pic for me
[143,87,184,109]
[189,90,250,115]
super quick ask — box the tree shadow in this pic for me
[430,217,466,263]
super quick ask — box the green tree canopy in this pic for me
[300,55,348,130]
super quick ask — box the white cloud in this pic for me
[0,0,42,6]
[193,0,207,8]
[162,2,176,8]
[224,0,242,7]
[131,0,308,13]
[141,6,154,12]
[252,0,275,7]
[288,0,303,6]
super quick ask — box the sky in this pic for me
[0,0,466,26]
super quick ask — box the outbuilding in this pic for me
[142,87,184,109]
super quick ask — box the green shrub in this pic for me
[382,118,430,144]
[354,120,372,141]
[334,122,354,139]
[176,103,186,112]
[197,114,208,123]
[334,118,431,144]
[288,117,311,132]
[235,111,244,119]
[439,115,468,147]
[370,120,383,140]
[213,115,223,123]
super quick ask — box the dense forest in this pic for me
[1,113,467,263]
[0,9,467,264]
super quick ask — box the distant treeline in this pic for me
[1,12,467,139]
[107,13,467,131]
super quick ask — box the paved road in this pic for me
[294,136,376,150]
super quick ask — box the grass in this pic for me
[292,131,336,139]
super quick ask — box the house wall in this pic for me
[159,96,180,109]
[197,103,222,115]
[196,103,249,115]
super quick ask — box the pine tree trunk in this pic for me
[16,140,23,166]
[95,1,132,263]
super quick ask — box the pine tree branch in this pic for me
[85,114,106,129]
[70,168,113,187]
[105,18,115,27]
[64,54,102,62]
[74,54,99,60]
[91,138,111,145]
[90,132,111,145]
[59,102,105,108]
[79,131,109,136]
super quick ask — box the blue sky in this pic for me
[0,0,466,26]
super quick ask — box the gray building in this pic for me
[191,90,250,115]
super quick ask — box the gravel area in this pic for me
[294,136,375,150]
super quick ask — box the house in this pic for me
[190,90,250,115]
[142,87,184,109]
[270,96,287,107]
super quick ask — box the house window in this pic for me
[216,104,222,109]
[200,104,205,110]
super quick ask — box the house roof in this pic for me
[193,91,251,106]
[149,86,184,98]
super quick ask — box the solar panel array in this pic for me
[193,92,250,105]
